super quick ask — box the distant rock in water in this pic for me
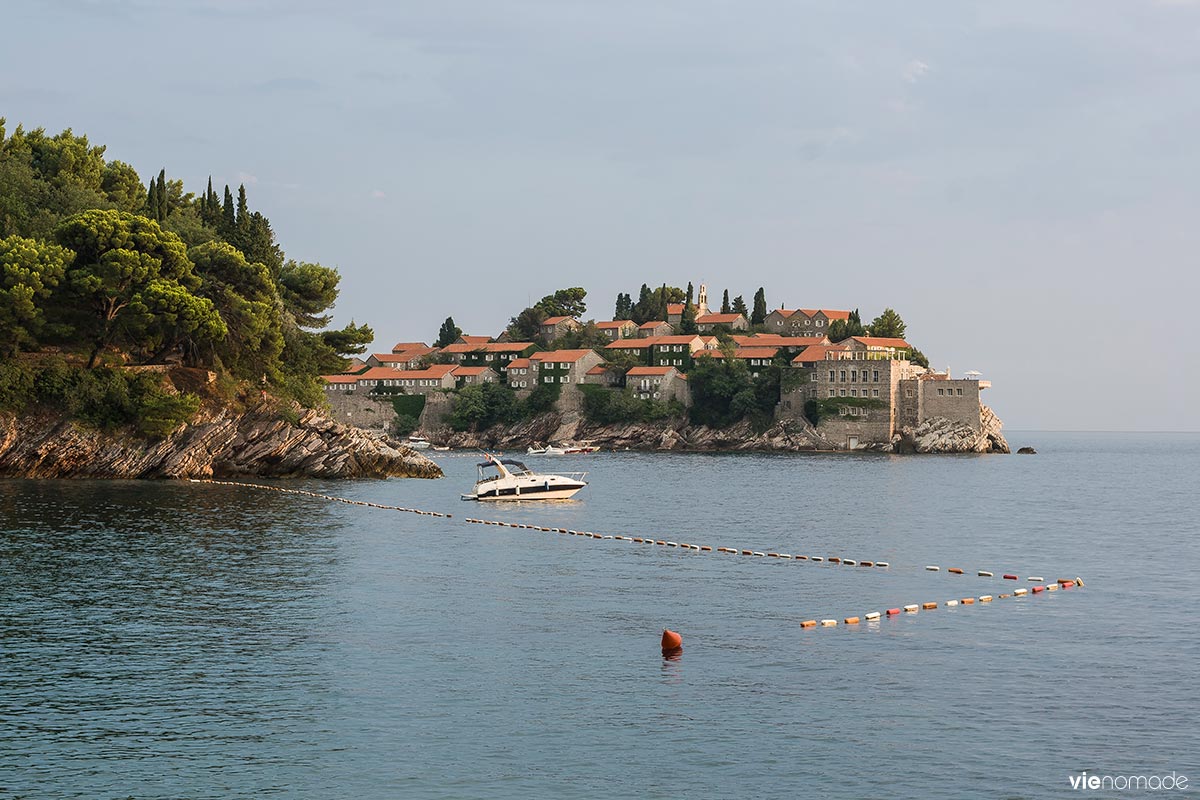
[1018,446,1037,454]
[0,403,442,480]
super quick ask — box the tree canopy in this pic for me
[869,308,907,339]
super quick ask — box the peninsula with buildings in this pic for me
[324,284,1009,454]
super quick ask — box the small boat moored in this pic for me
[406,433,431,450]
[462,453,587,501]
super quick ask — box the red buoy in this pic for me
[661,628,683,655]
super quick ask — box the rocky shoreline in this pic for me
[437,405,1010,454]
[0,403,443,480]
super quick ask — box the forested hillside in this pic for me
[0,119,370,434]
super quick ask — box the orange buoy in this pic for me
[948,568,964,575]
[1003,574,1019,580]
[886,608,901,616]
[844,616,860,625]
[922,602,937,610]
[661,629,683,654]
[800,619,817,628]
[961,597,976,605]
[1031,585,1045,594]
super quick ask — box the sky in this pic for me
[4,0,1199,431]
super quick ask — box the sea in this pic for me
[2,432,1198,799]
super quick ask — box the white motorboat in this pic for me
[406,434,431,450]
[462,454,587,501]
[527,443,565,456]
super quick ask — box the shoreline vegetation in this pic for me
[0,118,438,478]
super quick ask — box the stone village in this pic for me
[321,286,997,452]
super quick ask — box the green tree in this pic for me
[320,321,373,360]
[189,240,283,379]
[0,235,72,355]
[680,301,698,334]
[869,308,907,339]
[613,292,632,320]
[535,287,587,318]
[631,284,654,324]
[145,178,160,221]
[731,294,748,317]
[221,185,235,232]
[155,169,167,222]
[506,306,547,342]
[751,287,767,326]
[436,316,462,347]
[100,161,145,213]
[278,260,340,328]
[721,289,731,314]
[53,209,204,367]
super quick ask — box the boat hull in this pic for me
[473,483,586,501]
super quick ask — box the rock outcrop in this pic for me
[0,403,442,480]
[439,404,1010,455]
[893,404,1010,454]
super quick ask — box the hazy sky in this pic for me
[4,1,1199,430]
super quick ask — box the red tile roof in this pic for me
[791,344,849,364]
[704,347,780,360]
[797,309,852,320]
[355,365,458,381]
[440,342,535,354]
[390,342,429,352]
[322,374,359,384]
[639,320,669,330]
[652,335,703,345]
[848,336,911,349]
[740,335,828,347]
[458,335,491,345]
[586,365,609,375]
[352,367,406,381]
[696,313,745,324]
[507,358,531,369]
[769,308,798,318]
[542,316,576,325]
[530,349,597,363]
[452,366,494,376]
[666,303,685,315]
[605,339,655,349]
[596,320,634,329]
[626,366,677,377]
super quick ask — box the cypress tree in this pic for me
[145,179,159,220]
[721,289,731,315]
[686,282,694,307]
[156,169,167,221]
[222,185,236,231]
[236,183,249,227]
[751,287,767,325]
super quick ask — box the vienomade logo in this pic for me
[1068,771,1188,792]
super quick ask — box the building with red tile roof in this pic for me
[695,312,749,332]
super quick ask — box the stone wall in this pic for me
[324,389,394,433]
[898,378,982,432]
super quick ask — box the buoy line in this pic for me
[189,479,453,518]
[799,578,1085,630]
[460,517,1072,585]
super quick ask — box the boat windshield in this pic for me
[476,459,533,477]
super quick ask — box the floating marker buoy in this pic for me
[843,559,857,566]
[778,553,791,559]
[859,561,873,567]
[1046,583,1058,592]
[700,546,713,552]
[811,557,824,563]
[767,552,780,558]
[666,541,679,547]
[800,620,817,628]
[741,549,753,555]
[876,562,890,568]
[661,629,683,655]
[1031,586,1045,594]
[961,597,975,605]
[948,568,964,575]
[1028,576,1044,582]
[978,571,993,577]
[865,611,881,621]
[886,608,902,616]
[1061,580,1075,588]
[1014,588,1028,596]
[796,555,809,560]
[1075,577,1085,587]
[980,595,993,602]
[656,541,667,546]
[752,551,766,557]
[926,566,940,571]
[844,616,860,624]
[1003,574,1018,580]
[820,619,838,627]
[945,600,959,607]
[922,602,937,610]
[829,557,842,564]
[998,593,1011,599]
[903,604,918,613]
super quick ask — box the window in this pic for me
[828,389,836,398]
[544,376,553,383]
[872,389,880,397]
[873,370,880,382]
[840,370,847,381]
[937,388,945,396]
[850,389,857,397]
[850,370,858,382]
[816,319,824,327]
[905,389,914,398]
[485,354,493,361]
[829,370,836,382]
[957,388,963,396]
[839,388,847,397]
[559,376,568,383]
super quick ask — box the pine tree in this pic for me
[731,295,748,317]
[680,301,698,334]
[614,292,632,320]
[721,289,731,314]
[686,282,694,307]
[751,287,767,325]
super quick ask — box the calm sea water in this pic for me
[2,432,1198,799]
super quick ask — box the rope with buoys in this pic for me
[799,577,1085,630]
[189,479,453,518]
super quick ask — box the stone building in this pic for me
[595,320,638,340]
[695,312,749,332]
[638,320,673,338]
[529,349,605,385]
[625,366,690,406]
[540,316,582,342]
